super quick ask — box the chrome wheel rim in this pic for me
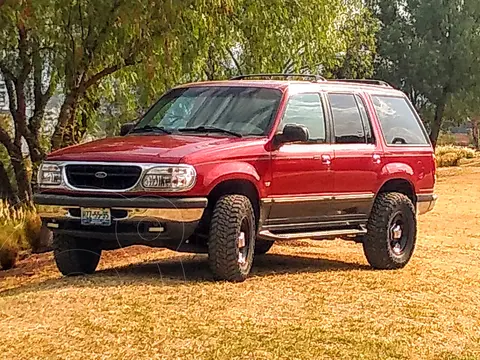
[237,218,250,268]
[389,213,408,256]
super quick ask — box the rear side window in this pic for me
[328,94,366,144]
[372,96,429,145]
[278,93,326,142]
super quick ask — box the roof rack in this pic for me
[332,79,392,87]
[231,73,326,82]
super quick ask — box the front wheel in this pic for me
[208,195,256,282]
[255,239,274,255]
[363,192,417,270]
[53,234,102,276]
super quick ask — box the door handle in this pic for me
[321,154,331,165]
[373,154,382,164]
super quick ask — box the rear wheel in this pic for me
[53,234,102,276]
[363,192,416,269]
[208,195,255,282]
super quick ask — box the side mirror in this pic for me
[274,124,309,147]
[119,122,135,136]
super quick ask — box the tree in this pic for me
[0,115,16,204]
[0,0,222,202]
[371,0,480,147]
[0,0,56,203]
[0,0,377,203]
[444,89,480,149]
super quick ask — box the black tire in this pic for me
[363,192,417,270]
[53,234,102,276]
[255,239,274,255]
[208,195,256,282]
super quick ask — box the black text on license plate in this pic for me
[81,208,111,226]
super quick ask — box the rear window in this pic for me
[372,96,430,145]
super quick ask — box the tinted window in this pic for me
[329,94,366,144]
[355,95,375,144]
[135,87,282,136]
[372,96,429,145]
[278,93,326,142]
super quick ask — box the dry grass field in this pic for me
[0,168,479,360]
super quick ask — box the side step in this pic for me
[258,227,367,241]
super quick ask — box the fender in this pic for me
[198,161,266,197]
[378,162,417,192]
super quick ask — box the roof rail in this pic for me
[332,79,392,87]
[231,73,326,82]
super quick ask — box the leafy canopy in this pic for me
[371,0,480,143]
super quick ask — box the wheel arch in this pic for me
[207,179,261,226]
[376,178,417,206]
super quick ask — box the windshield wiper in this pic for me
[131,125,172,134]
[178,126,243,138]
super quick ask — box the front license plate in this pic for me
[81,208,111,226]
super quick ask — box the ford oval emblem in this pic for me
[95,171,108,179]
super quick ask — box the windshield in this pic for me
[134,86,282,136]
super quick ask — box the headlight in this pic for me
[142,165,196,191]
[38,163,62,186]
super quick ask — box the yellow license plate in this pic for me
[81,208,111,226]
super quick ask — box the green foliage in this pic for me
[0,0,377,201]
[371,0,480,144]
[61,0,378,135]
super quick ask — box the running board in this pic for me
[258,227,367,241]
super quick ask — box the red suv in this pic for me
[34,74,437,282]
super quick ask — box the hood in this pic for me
[47,134,256,163]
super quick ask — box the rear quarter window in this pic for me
[372,96,430,146]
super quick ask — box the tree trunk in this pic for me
[9,144,32,205]
[51,92,79,150]
[429,90,449,149]
[472,117,479,150]
[0,160,17,204]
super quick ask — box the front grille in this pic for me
[65,164,142,190]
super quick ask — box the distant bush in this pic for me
[0,201,42,270]
[437,132,458,146]
[436,146,479,167]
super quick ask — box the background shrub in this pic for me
[0,201,42,270]
[436,146,479,167]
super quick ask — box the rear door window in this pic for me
[328,93,367,144]
[355,95,375,144]
[372,96,430,145]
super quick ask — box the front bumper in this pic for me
[417,194,437,215]
[34,194,207,245]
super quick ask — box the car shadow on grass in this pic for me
[0,252,370,297]
[98,253,370,280]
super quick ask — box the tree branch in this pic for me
[84,0,122,64]
[33,44,43,116]
[0,126,14,153]
[17,21,32,84]
[226,47,242,74]
[282,58,294,73]
[81,57,138,92]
